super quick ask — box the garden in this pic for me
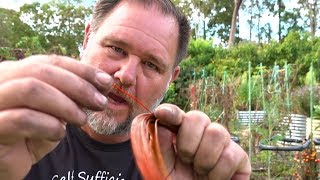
[161,33,320,179]
[2,1,320,178]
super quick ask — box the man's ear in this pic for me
[170,65,180,83]
[82,22,91,51]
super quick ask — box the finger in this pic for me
[154,103,184,127]
[208,142,251,180]
[0,78,86,125]
[154,105,211,172]
[156,125,176,174]
[26,55,113,91]
[0,141,35,180]
[176,111,211,164]
[0,108,66,145]
[154,104,185,176]
[193,122,230,175]
[153,104,181,158]
[8,55,111,89]
[0,56,111,110]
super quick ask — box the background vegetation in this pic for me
[2,0,320,178]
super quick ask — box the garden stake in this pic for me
[309,63,318,175]
[310,63,314,140]
[284,62,291,114]
[248,61,252,162]
[259,63,270,178]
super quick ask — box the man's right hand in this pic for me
[0,55,112,179]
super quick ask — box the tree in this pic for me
[298,0,319,36]
[263,0,286,41]
[171,0,197,38]
[174,0,216,40]
[175,0,244,45]
[260,23,272,43]
[175,0,235,43]
[277,0,285,41]
[282,8,304,34]
[228,0,243,47]
[19,0,91,57]
[190,0,216,40]
[0,8,35,47]
[171,0,194,19]
[207,0,234,44]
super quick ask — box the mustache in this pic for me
[112,83,152,113]
[110,83,135,105]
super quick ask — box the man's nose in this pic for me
[114,56,139,87]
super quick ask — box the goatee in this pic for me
[84,108,134,136]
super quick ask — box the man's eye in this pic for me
[144,61,158,71]
[110,46,126,55]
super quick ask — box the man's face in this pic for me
[81,2,180,135]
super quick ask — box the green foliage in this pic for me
[304,66,318,86]
[0,47,29,60]
[171,39,216,109]
[207,0,233,43]
[235,72,263,110]
[162,83,178,104]
[185,38,215,74]
[0,47,14,60]
[231,42,260,64]
[18,0,91,57]
[313,105,320,119]
[15,36,45,54]
[166,32,320,111]
[0,8,35,47]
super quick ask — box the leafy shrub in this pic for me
[291,86,320,116]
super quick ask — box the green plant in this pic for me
[291,86,320,116]
[235,72,263,111]
[314,105,320,119]
[0,47,13,60]
[162,83,177,104]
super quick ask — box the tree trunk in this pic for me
[278,0,282,41]
[310,0,317,36]
[228,0,243,48]
[203,18,206,40]
[249,1,253,41]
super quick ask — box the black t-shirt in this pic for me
[24,125,142,180]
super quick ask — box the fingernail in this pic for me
[95,92,108,107]
[96,72,112,86]
[157,105,173,113]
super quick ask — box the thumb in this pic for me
[130,113,176,180]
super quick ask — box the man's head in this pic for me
[81,0,190,137]
[91,0,190,66]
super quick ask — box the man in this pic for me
[0,0,251,179]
